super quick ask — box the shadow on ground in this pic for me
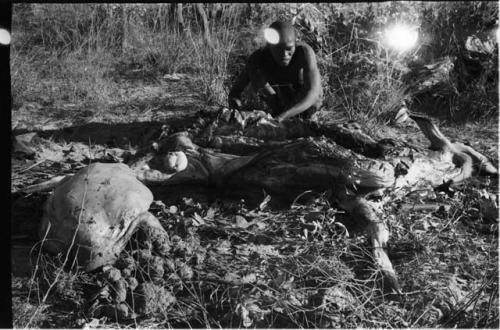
[11,192,47,277]
[13,115,199,147]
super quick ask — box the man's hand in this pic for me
[228,97,242,110]
[266,116,283,127]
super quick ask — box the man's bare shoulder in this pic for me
[296,42,316,60]
[247,47,268,65]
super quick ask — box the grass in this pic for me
[11,3,498,122]
[10,122,499,328]
[11,176,498,327]
[10,48,120,117]
[387,177,499,328]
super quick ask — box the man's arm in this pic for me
[229,50,281,111]
[245,51,284,115]
[276,45,321,122]
[228,68,250,109]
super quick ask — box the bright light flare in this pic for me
[384,24,418,52]
[0,29,11,45]
[263,28,280,45]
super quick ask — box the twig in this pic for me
[18,160,46,174]
[27,222,51,303]
[291,190,314,207]
[410,303,436,327]
[443,275,496,327]
[401,290,426,295]
[400,203,451,212]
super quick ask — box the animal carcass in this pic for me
[29,109,497,292]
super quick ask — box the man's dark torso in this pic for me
[247,42,322,118]
[248,43,307,93]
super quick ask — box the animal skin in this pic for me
[39,163,169,271]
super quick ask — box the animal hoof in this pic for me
[381,270,402,295]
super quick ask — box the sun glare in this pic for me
[263,28,280,45]
[384,24,418,52]
[0,29,11,45]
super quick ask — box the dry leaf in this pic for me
[239,304,252,328]
[241,273,257,284]
[235,215,249,228]
[215,240,232,255]
[223,272,241,284]
[205,207,216,220]
[259,194,272,211]
[192,212,206,226]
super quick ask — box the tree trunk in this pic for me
[176,3,185,32]
[120,4,128,53]
[195,3,212,47]
[208,3,221,22]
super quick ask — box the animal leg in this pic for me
[337,195,401,293]
[19,175,69,194]
[409,112,497,184]
[454,142,498,176]
[409,113,452,151]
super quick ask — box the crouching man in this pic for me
[228,20,323,122]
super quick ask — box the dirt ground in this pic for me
[11,74,499,328]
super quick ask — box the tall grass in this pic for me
[11,2,498,122]
[189,5,243,106]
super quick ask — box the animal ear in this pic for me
[163,151,188,173]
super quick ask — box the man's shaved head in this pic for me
[268,20,296,45]
[267,20,297,67]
